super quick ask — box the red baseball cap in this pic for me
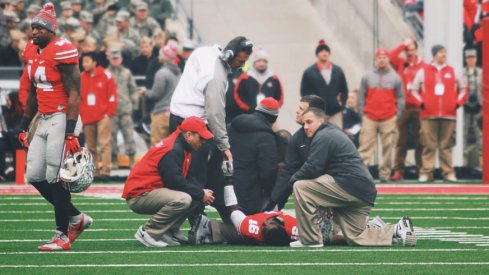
[180,116,214,140]
[375,48,389,57]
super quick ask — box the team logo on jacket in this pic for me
[97,82,103,88]
[444,73,452,78]
[267,82,273,88]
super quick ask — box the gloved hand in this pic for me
[18,130,29,149]
[65,135,81,154]
[221,160,234,177]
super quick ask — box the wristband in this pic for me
[20,117,32,131]
[65,119,77,134]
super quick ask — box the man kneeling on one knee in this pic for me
[289,108,416,248]
[122,116,215,247]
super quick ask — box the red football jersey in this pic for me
[24,38,79,114]
[239,211,299,243]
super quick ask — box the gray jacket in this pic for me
[146,63,180,115]
[290,123,377,205]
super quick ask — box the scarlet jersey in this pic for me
[239,211,299,243]
[24,37,79,114]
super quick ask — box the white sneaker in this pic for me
[135,226,168,247]
[160,233,181,246]
[445,174,458,183]
[290,240,323,248]
[395,217,416,247]
[368,216,387,229]
[171,228,188,243]
[418,174,429,183]
[191,214,212,245]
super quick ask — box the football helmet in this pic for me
[59,147,95,193]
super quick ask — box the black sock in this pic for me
[51,182,75,235]
[31,181,81,217]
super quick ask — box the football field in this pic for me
[1,189,489,274]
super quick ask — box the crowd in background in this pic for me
[0,0,486,182]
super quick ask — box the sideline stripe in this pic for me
[0,202,125,206]
[0,248,484,255]
[0,239,134,242]
[2,262,489,268]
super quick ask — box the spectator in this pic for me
[462,48,482,171]
[267,95,326,210]
[57,1,77,34]
[70,0,83,18]
[129,1,159,38]
[112,10,140,49]
[0,29,25,66]
[0,10,20,48]
[80,52,118,181]
[0,91,23,181]
[130,36,157,76]
[290,108,416,247]
[19,4,41,34]
[145,34,177,89]
[141,44,180,146]
[411,45,468,182]
[179,40,196,72]
[107,46,139,168]
[248,47,284,106]
[122,116,215,247]
[94,0,118,39]
[300,39,348,128]
[147,0,173,29]
[229,97,280,215]
[79,11,102,48]
[357,48,404,182]
[389,38,425,181]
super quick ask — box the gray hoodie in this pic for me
[146,63,181,115]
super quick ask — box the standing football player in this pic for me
[18,2,92,251]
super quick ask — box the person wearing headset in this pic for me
[169,36,253,223]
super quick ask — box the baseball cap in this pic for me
[465,49,477,57]
[79,10,93,23]
[375,48,389,57]
[180,117,214,140]
[115,10,130,22]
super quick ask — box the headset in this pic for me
[220,36,253,62]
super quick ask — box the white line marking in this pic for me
[0,210,132,214]
[0,239,134,242]
[0,202,126,206]
[1,262,489,268]
[0,228,141,232]
[0,248,484,255]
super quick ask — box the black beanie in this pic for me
[315,39,330,55]
[431,44,445,57]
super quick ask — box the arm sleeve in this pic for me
[231,210,247,231]
[389,43,406,70]
[158,150,205,201]
[300,70,309,97]
[395,76,405,118]
[270,136,302,206]
[107,75,118,117]
[146,70,166,99]
[411,69,424,106]
[357,75,367,117]
[289,133,331,184]
[204,78,230,151]
[339,69,349,107]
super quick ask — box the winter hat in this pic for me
[31,2,57,33]
[431,44,445,57]
[315,39,330,55]
[159,44,177,62]
[256,97,280,117]
[252,46,269,63]
[375,48,389,57]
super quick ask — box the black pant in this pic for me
[31,181,81,235]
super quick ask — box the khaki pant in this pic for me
[393,108,422,172]
[419,119,456,178]
[329,112,343,129]
[127,188,198,240]
[209,219,243,244]
[83,116,112,177]
[358,115,398,179]
[150,111,170,146]
[293,174,394,246]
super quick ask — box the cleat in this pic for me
[390,171,403,181]
[135,226,168,247]
[368,216,388,229]
[395,217,416,247]
[68,213,93,243]
[290,240,323,248]
[191,214,212,245]
[418,174,429,183]
[171,227,188,244]
[38,230,71,251]
[160,233,181,246]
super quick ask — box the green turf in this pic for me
[1,194,489,274]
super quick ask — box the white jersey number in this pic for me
[28,65,54,92]
[248,219,260,235]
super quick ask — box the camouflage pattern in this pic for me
[111,113,136,159]
[129,16,160,38]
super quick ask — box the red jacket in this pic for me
[389,43,426,107]
[122,130,192,200]
[413,64,468,119]
[18,67,30,110]
[80,66,117,124]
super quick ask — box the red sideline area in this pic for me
[1,184,489,195]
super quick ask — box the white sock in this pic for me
[70,213,83,224]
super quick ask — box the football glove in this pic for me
[221,160,234,177]
[18,130,29,149]
[65,135,81,154]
